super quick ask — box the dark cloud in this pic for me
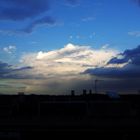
[0,0,50,21]
[0,0,81,33]
[0,0,58,33]
[108,45,140,65]
[14,66,33,71]
[85,65,140,78]
[84,45,140,78]
[84,46,140,93]
[0,61,12,75]
[22,16,56,33]
[108,57,129,65]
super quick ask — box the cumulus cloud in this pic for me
[2,44,140,94]
[20,43,117,78]
[0,43,114,94]
[0,43,117,79]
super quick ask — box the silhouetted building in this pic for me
[0,93,139,139]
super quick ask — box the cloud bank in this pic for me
[20,43,117,78]
[1,44,140,94]
[0,43,117,94]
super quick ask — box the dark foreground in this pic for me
[0,93,140,139]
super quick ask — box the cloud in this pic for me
[0,43,119,94]
[22,16,56,33]
[3,45,16,54]
[0,0,57,33]
[2,44,140,94]
[85,65,140,78]
[0,16,56,34]
[128,31,140,37]
[0,0,82,34]
[83,45,140,93]
[0,43,117,79]
[0,0,50,21]
[0,61,12,76]
[85,45,140,78]
[20,43,117,78]
[0,61,32,79]
[108,45,140,65]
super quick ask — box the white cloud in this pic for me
[3,45,16,54]
[20,43,118,78]
[0,43,119,94]
[128,31,140,37]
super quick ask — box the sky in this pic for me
[0,0,140,94]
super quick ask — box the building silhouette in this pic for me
[0,92,139,139]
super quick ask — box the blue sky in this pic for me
[0,0,140,94]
